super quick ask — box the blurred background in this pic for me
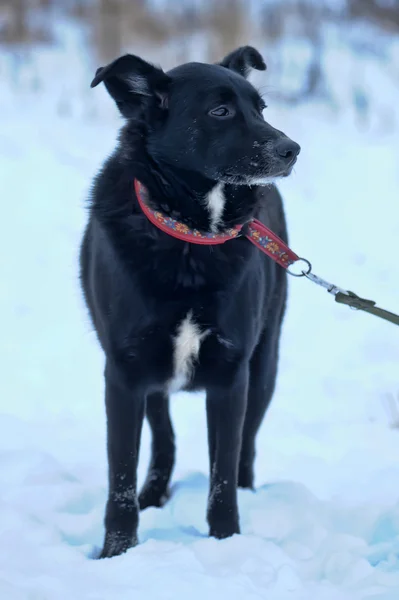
[1,0,399,126]
[1,2,399,597]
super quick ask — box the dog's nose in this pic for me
[275,139,301,161]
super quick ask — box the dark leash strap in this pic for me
[134,179,399,328]
[291,264,399,327]
[335,291,399,326]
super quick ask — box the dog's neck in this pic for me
[135,159,260,234]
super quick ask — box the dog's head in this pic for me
[91,47,300,186]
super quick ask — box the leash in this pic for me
[134,179,399,327]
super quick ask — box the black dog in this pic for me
[80,46,300,559]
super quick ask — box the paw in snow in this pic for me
[138,469,172,510]
[208,495,240,539]
[98,530,138,559]
[207,476,240,540]
[237,462,255,490]
[209,520,240,540]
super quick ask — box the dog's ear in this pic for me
[91,54,170,118]
[219,46,266,79]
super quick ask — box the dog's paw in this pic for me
[98,531,138,559]
[138,481,171,510]
[237,465,255,490]
[209,520,240,540]
[138,468,172,510]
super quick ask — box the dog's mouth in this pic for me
[275,155,297,177]
[221,155,297,186]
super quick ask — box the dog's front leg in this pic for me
[206,367,248,539]
[99,361,145,559]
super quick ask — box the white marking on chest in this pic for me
[204,182,226,233]
[169,311,208,393]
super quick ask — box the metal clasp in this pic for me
[304,271,349,297]
[287,257,349,297]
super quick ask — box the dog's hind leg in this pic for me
[238,284,287,490]
[139,392,176,510]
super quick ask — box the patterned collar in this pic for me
[134,179,298,268]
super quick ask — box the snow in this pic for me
[1,33,399,600]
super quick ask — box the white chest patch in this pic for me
[204,182,226,233]
[168,312,208,393]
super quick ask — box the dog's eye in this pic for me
[259,100,267,112]
[209,106,234,118]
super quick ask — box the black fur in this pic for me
[80,46,300,558]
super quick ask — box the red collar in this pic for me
[134,179,298,269]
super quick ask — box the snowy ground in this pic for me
[1,54,399,599]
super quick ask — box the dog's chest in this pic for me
[168,311,209,393]
[126,282,248,392]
